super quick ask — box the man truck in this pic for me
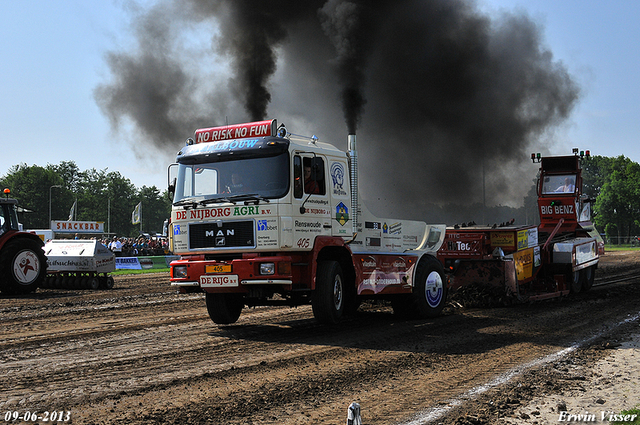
[168,119,447,324]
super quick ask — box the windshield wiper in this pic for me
[198,194,270,205]
[226,194,270,204]
[199,196,231,206]
[173,198,200,208]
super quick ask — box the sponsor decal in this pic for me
[366,237,381,247]
[426,272,444,307]
[174,205,260,221]
[195,120,274,143]
[295,221,322,228]
[335,202,349,226]
[540,204,575,216]
[361,257,377,269]
[362,276,402,286]
[330,162,347,196]
[517,227,539,250]
[491,232,515,248]
[304,208,329,214]
[514,247,535,280]
[115,257,142,270]
[365,221,381,230]
[382,222,402,234]
[392,259,407,269]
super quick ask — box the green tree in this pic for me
[0,163,70,229]
[0,161,171,238]
[103,170,138,237]
[592,156,640,244]
[133,186,172,235]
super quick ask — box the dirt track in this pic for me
[1,252,640,425]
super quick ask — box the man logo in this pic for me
[206,229,235,237]
[216,237,225,246]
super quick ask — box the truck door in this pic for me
[326,158,352,238]
[292,155,332,246]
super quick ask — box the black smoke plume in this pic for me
[96,0,579,220]
[319,0,376,134]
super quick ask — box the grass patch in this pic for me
[610,408,640,424]
[112,268,170,276]
[604,245,640,251]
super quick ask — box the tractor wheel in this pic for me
[312,261,345,324]
[393,255,447,319]
[205,292,244,324]
[0,238,47,294]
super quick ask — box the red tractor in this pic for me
[0,189,47,294]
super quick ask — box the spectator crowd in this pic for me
[103,236,170,257]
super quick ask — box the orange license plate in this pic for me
[206,264,232,273]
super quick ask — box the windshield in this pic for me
[173,152,289,203]
[541,174,577,195]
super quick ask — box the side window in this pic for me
[303,157,325,195]
[294,156,303,199]
[0,205,5,236]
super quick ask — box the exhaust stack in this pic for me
[348,134,358,235]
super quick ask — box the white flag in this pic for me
[68,200,77,221]
[131,202,142,225]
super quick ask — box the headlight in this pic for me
[259,263,275,275]
[173,265,188,278]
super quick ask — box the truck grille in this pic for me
[189,221,255,249]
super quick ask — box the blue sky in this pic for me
[1,0,639,192]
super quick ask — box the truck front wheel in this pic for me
[0,238,47,294]
[206,292,244,324]
[312,261,345,324]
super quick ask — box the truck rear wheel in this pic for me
[312,261,345,324]
[0,238,47,294]
[206,292,244,324]
[393,256,447,319]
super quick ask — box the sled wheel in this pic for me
[102,276,115,290]
[312,261,345,324]
[205,292,244,324]
[88,277,100,290]
[581,266,596,292]
[0,238,47,294]
[570,270,582,293]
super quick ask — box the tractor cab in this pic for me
[0,191,21,237]
[533,149,594,239]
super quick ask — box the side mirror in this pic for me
[168,177,176,200]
